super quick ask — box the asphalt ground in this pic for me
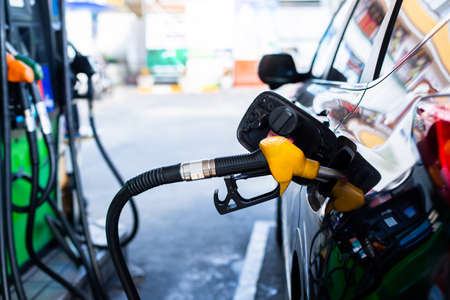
[77,87,288,300]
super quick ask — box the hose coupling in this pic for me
[180,159,216,181]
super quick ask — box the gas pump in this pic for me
[0,0,125,299]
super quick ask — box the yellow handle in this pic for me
[259,136,319,195]
[328,181,365,212]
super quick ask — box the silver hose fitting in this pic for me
[35,101,52,135]
[24,108,36,133]
[180,159,216,181]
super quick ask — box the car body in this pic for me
[259,1,449,299]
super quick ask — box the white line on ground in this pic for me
[233,220,275,300]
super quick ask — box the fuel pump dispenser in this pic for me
[3,22,95,300]
[106,91,380,300]
[5,47,98,299]
[0,0,131,298]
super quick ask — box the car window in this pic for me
[353,0,450,129]
[330,0,389,83]
[336,1,449,150]
[379,2,450,94]
[311,0,357,78]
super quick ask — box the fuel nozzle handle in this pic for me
[6,53,34,83]
[215,150,269,176]
[125,136,355,197]
[6,52,52,136]
[180,138,340,185]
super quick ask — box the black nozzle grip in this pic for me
[214,150,269,177]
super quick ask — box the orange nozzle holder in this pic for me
[6,53,35,83]
[259,136,320,195]
[326,180,365,213]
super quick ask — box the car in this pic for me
[257,0,449,299]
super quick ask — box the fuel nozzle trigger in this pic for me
[214,172,280,215]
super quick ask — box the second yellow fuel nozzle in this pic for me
[259,136,365,213]
[259,136,365,212]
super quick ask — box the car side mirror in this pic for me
[258,53,309,90]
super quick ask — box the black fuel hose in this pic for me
[13,172,81,266]
[19,81,106,298]
[15,78,100,298]
[87,99,139,249]
[69,43,140,249]
[23,130,87,299]
[0,167,10,300]
[63,84,109,300]
[44,185,109,299]
[106,150,268,299]
[0,44,12,299]
[0,11,22,295]
[15,172,106,300]
[59,0,109,294]
[45,216,82,264]
[12,83,56,213]
[3,83,34,300]
[0,168,10,300]
[19,84,88,299]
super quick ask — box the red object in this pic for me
[414,96,450,203]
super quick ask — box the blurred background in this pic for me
[65,0,338,94]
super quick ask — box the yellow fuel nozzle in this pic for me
[327,180,364,213]
[259,136,320,194]
[6,53,35,83]
[259,136,365,212]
